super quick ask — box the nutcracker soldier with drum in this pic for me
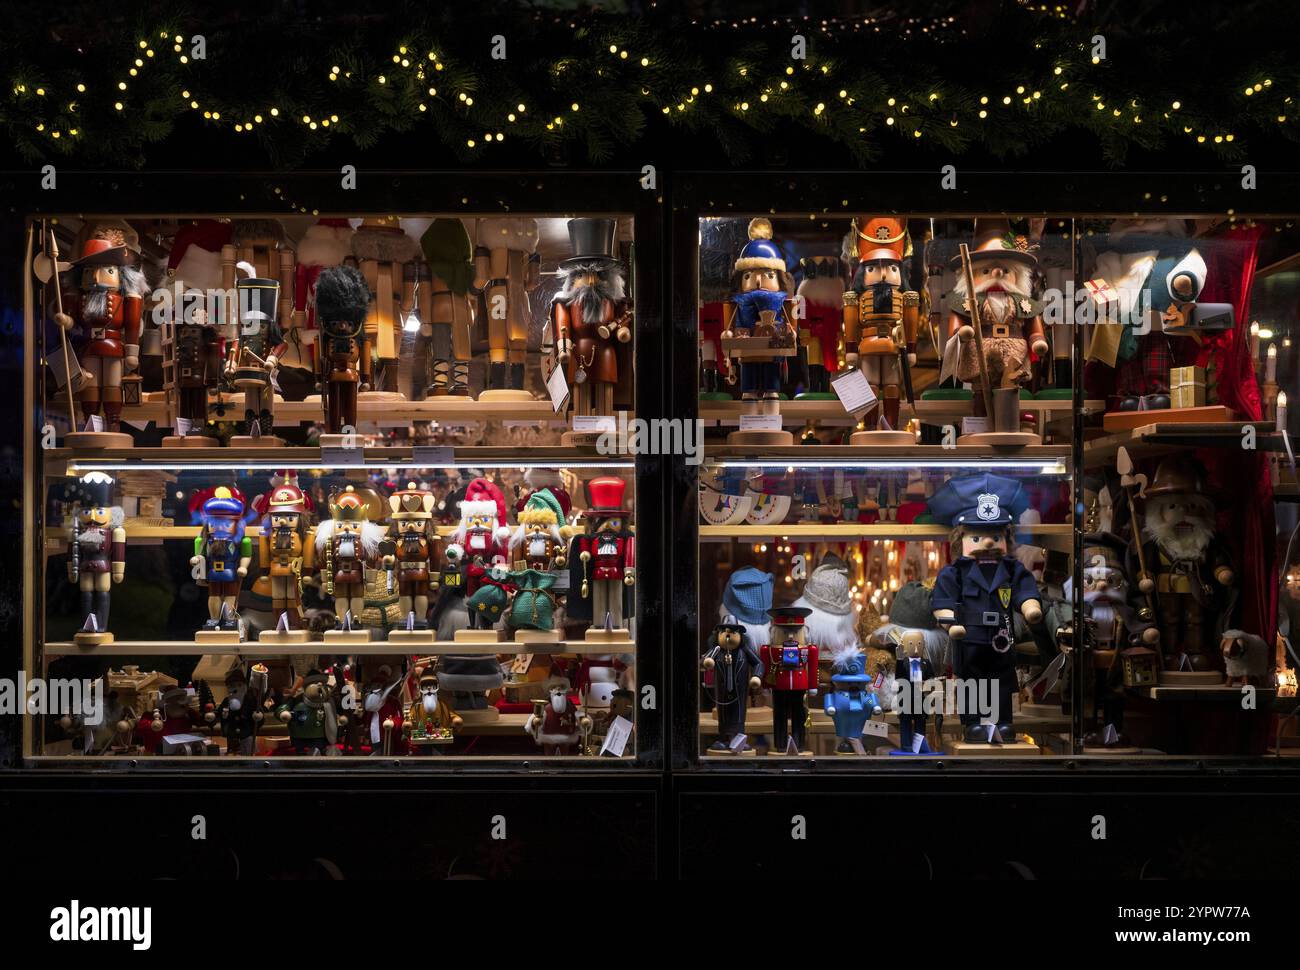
[568,475,635,637]
[225,263,286,445]
[66,472,126,644]
[759,606,819,755]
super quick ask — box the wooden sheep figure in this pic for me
[1219,630,1269,688]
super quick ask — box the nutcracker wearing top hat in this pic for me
[552,218,632,418]
[313,264,372,435]
[382,482,440,628]
[942,219,1049,432]
[928,474,1044,744]
[224,262,286,440]
[568,476,635,631]
[190,485,252,633]
[720,218,798,408]
[702,615,764,750]
[475,217,540,397]
[314,486,386,630]
[54,232,147,434]
[843,216,921,433]
[759,606,819,754]
[257,476,315,631]
[66,472,126,639]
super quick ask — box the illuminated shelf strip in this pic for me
[41,639,630,657]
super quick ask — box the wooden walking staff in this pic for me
[46,224,80,426]
[958,243,995,420]
[1116,446,1156,624]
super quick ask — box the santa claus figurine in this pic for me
[525,675,592,755]
[361,663,405,755]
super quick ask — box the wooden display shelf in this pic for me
[46,444,630,468]
[700,398,1103,425]
[1134,684,1277,702]
[704,443,1072,462]
[121,395,569,428]
[42,638,630,657]
[699,521,1073,552]
[1083,421,1284,466]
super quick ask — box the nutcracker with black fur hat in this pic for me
[67,472,126,645]
[793,553,858,654]
[313,263,372,437]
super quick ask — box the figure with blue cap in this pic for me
[823,644,882,754]
[720,566,774,653]
[702,615,764,752]
[190,485,252,635]
[927,474,1043,744]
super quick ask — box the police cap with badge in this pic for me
[926,473,1030,532]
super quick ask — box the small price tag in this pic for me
[831,368,878,416]
[872,672,886,690]
[320,446,363,466]
[547,364,570,413]
[600,715,633,757]
[573,415,616,434]
[961,416,990,436]
[738,413,783,432]
[728,732,749,753]
[412,446,454,466]
[175,416,193,437]
[85,414,105,433]
[911,732,925,754]
[861,719,890,739]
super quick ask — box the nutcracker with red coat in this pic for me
[55,231,147,436]
[525,675,592,755]
[759,606,820,754]
[567,476,635,632]
[361,663,405,755]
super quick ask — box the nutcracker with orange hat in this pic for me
[842,215,921,445]
[941,219,1048,444]
[567,475,635,638]
[381,481,440,632]
[54,228,148,447]
[255,472,315,642]
[719,218,799,446]
[314,485,387,636]
[189,485,252,641]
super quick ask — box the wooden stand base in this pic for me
[162,435,220,448]
[956,431,1041,447]
[945,740,1041,756]
[387,629,437,646]
[584,626,633,644]
[1082,746,1143,755]
[324,628,372,645]
[515,629,562,643]
[258,628,312,644]
[849,430,916,447]
[73,631,114,647]
[318,433,366,448]
[454,628,506,644]
[1102,404,1234,433]
[455,708,501,725]
[478,388,535,402]
[65,431,134,449]
[1157,670,1224,687]
[726,429,795,446]
[228,435,286,448]
[357,391,405,402]
[195,629,243,645]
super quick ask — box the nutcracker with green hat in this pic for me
[928,473,1043,744]
[510,487,570,575]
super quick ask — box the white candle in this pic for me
[1278,391,1288,432]
[1267,344,1278,382]
[1251,321,1261,362]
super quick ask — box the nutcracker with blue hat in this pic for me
[928,474,1043,744]
[720,218,798,446]
[823,644,883,755]
[759,606,819,754]
[190,485,252,640]
[702,614,765,752]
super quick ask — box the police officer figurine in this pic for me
[928,474,1043,744]
[759,606,819,754]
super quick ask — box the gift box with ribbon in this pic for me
[1169,365,1206,408]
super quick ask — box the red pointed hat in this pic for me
[586,476,627,514]
[461,477,508,527]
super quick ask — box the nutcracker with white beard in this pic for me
[941,219,1048,434]
[525,675,592,755]
[792,554,858,657]
[361,663,405,755]
[404,672,462,753]
[1131,457,1236,672]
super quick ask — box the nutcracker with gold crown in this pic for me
[474,217,540,399]
[942,219,1048,444]
[382,481,440,637]
[55,232,147,448]
[256,474,315,642]
[567,475,635,639]
[314,486,386,638]
[719,218,798,446]
[842,216,921,446]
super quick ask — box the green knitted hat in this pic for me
[523,488,564,524]
[419,218,474,295]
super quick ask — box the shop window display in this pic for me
[26,213,643,761]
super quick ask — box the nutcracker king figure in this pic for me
[928,474,1044,744]
[382,482,440,629]
[474,217,540,399]
[942,219,1049,440]
[56,233,147,446]
[759,606,819,754]
[843,216,921,444]
[313,264,372,439]
[66,472,125,644]
[568,475,635,634]
[314,486,386,632]
[552,218,632,423]
[224,263,286,444]
[719,218,798,446]
[419,218,476,398]
[525,675,591,755]
[190,485,252,637]
[256,476,314,636]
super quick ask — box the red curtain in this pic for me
[1196,222,1275,644]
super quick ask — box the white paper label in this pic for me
[547,364,570,413]
[573,415,616,434]
[911,732,925,753]
[861,718,890,739]
[831,367,878,416]
[600,715,633,756]
[85,414,105,433]
[738,413,784,432]
[320,446,363,466]
[961,416,990,436]
[412,446,454,466]
[175,416,193,437]
[728,732,749,753]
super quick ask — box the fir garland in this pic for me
[2,1,1297,169]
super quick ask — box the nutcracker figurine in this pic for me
[360,663,405,755]
[276,670,341,755]
[719,218,798,445]
[55,233,147,446]
[552,218,633,422]
[256,476,314,637]
[212,665,265,755]
[66,472,125,644]
[525,675,591,755]
[510,487,569,572]
[928,474,1044,744]
[352,218,421,395]
[190,486,252,637]
[314,485,386,632]
[567,475,635,635]
[702,615,764,752]
[289,218,353,397]
[404,672,462,752]
[474,217,540,399]
[313,264,372,439]
[942,219,1048,440]
[794,255,845,398]
[224,263,286,444]
[759,606,819,754]
[381,481,439,629]
[419,218,476,397]
[823,645,883,755]
[843,216,921,444]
